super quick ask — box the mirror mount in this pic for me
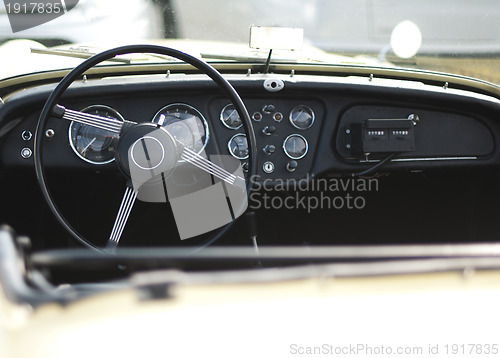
[249,26,304,74]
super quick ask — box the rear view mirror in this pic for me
[249,26,303,50]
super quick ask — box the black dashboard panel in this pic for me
[1,75,499,178]
[336,105,494,160]
[1,74,500,248]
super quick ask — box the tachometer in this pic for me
[69,105,123,164]
[152,103,209,154]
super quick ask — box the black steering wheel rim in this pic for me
[34,44,257,252]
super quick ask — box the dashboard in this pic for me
[1,74,499,176]
[1,71,500,249]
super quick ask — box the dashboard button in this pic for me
[263,161,275,174]
[45,129,55,139]
[21,148,32,159]
[252,112,262,121]
[286,160,298,172]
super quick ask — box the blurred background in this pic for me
[0,0,499,83]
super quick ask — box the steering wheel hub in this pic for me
[116,123,179,179]
[131,137,165,170]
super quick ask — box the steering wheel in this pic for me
[34,45,257,252]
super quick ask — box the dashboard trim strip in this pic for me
[360,156,478,163]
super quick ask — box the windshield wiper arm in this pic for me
[31,47,132,63]
[31,47,182,64]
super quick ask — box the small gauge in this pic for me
[283,134,308,159]
[289,105,315,129]
[69,105,123,164]
[228,133,249,159]
[152,103,209,154]
[220,104,242,129]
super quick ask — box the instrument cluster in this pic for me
[215,98,323,179]
[64,97,322,180]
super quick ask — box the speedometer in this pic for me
[68,105,123,165]
[152,103,209,155]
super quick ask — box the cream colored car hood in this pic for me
[1,270,500,358]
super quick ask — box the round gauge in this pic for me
[283,134,308,159]
[152,103,209,154]
[69,105,123,164]
[228,133,249,159]
[220,104,242,129]
[289,105,315,129]
[164,121,193,148]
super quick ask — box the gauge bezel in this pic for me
[283,133,309,160]
[152,103,210,156]
[228,133,249,160]
[220,103,243,130]
[68,105,124,165]
[289,105,315,130]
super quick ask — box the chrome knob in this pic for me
[286,160,298,172]
[262,126,276,136]
[262,145,276,155]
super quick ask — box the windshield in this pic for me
[1,0,499,84]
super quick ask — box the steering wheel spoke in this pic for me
[54,104,125,134]
[106,185,138,251]
[180,146,243,187]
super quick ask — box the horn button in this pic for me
[116,123,179,178]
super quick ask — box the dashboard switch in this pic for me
[262,104,275,114]
[262,125,276,136]
[263,144,276,155]
[286,160,298,172]
[21,130,32,141]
